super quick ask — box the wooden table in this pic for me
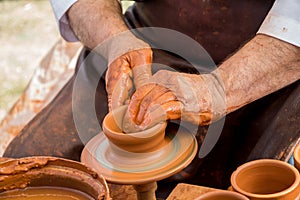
[108,183,219,200]
[166,183,219,200]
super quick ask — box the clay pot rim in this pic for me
[293,144,300,165]
[103,120,167,137]
[230,159,300,198]
[103,105,167,138]
[195,190,249,200]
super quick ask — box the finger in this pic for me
[135,85,170,124]
[110,73,133,110]
[106,58,130,95]
[106,60,132,111]
[127,83,156,121]
[132,64,152,89]
[136,89,176,124]
[122,83,156,133]
[123,90,177,132]
[161,101,182,120]
[139,101,182,129]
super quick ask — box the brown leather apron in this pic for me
[4,0,300,198]
[128,0,275,63]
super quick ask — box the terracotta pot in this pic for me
[293,144,300,171]
[230,159,300,200]
[0,156,110,199]
[102,105,167,153]
[195,190,249,200]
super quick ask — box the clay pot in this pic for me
[230,159,300,200]
[293,144,300,171]
[0,156,110,199]
[195,190,249,200]
[102,105,167,153]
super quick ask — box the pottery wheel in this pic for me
[81,123,198,184]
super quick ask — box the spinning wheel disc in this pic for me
[81,125,197,184]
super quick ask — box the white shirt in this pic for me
[258,0,300,47]
[50,0,300,46]
[50,0,78,42]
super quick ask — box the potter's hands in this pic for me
[67,0,152,111]
[105,33,152,111]
[124,70,226,131]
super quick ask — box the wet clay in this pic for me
[102,105,167,153]
[122,102,168,133]
[0,157,51,176]
[0,157,110,200]
[0,157,55,191]
[0,186,94,200]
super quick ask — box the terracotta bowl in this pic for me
[230,159,300,200]
[0,156,110,199]
[102,105,167,153]
[195,190,249,200]
[293,143,300,171]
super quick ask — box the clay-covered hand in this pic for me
[104,32,152,111]
[124,70,226,131]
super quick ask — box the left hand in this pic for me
[103,32,152,111]
[106,48,152,111]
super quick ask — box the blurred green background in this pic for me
[0,0,59,120]
[0,0,133,121]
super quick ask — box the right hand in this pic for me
[124,70,226,131]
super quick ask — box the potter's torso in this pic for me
[132,0,275,63]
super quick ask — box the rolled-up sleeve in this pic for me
[258,0,300,47]
[50,0,78,42]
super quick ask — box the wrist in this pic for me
[95,31,150,64]
[178,72,226,125]
[153,71,226,125]
[201,72,227,122]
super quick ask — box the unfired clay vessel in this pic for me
[102,105,167,153]
[293,143,300,172]
[195,190,249,200]
[81,122,197,184]
[82,105,197,200]
[0,156,110,200]
[230,159,300,200]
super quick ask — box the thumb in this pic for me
[132,63,152,89]
[109,71,133,111]
[125,101,182,132]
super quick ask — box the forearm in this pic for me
[216,34,300,114]
[67,0,128,49]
